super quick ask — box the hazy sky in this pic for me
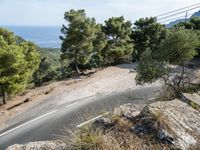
[0,0,199,26]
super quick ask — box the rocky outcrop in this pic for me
[6,140,67,150]
[101,99,200,149]
[144,100,200,149]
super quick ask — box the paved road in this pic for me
[0,86,161,149]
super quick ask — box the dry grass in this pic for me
[159,86,176,101]
[61,126,121,150]
[114,117,133,132]
[151,110,169,129]
[62,126,148,150]
[61,113,172,150]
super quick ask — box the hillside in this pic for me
[166,10,200,27]
[38,48,61,67]
[192,10,200,17]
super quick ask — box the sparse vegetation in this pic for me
[150,109,172,134]
[190,101,200,111]
[181,83,200,93]
[62,110,173,150]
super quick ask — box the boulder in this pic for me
[142,100,200,150]
[6,140,67,150]
[113,103,144,120]
[92,117,113,129]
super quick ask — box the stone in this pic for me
[157,129,174,145]
[92,117,113,129]
[113,103,144,120]
[6,140,67,150]
[130,124,150,135]
[24,97,31,103]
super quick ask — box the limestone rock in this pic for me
[143,100,200,150]
[113,103,144,120]
[6,140,67,150]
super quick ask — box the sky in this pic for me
[0,0,199,26]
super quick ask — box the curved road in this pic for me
[0,86,161,149]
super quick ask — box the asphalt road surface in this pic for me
[0,86,161,149]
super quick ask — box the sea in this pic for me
[3,26,62,48]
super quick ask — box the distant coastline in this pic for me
[2,25,61,48]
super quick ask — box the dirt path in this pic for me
[0,63,138,130]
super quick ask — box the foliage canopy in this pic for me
[60,9,101,75]
[136,28,199,97]
[103,16,134,64]
[0,28,40,103]
[131,17,166,59]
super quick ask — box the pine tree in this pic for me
[131,17,166,59]
[60,9,99,75]
[103,16,134,64]
[0,28,40,104]
[92,24,107,67]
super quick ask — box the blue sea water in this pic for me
[3,26,62,48]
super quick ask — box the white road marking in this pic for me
[77,112,109,128]
[0,101,80,138]
[65,102,78,108]
[82,96,97,103]
[0,110,58,137]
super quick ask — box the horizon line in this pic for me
[0,24,62,27]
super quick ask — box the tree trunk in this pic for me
[98,57,101,68]
[74,61,80,76]
[160,76,181,99]
[2,93,6,104]
[1,86,6,104]
[177,59,185,92]
[74,48,80,76]
[167,83,182,98]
